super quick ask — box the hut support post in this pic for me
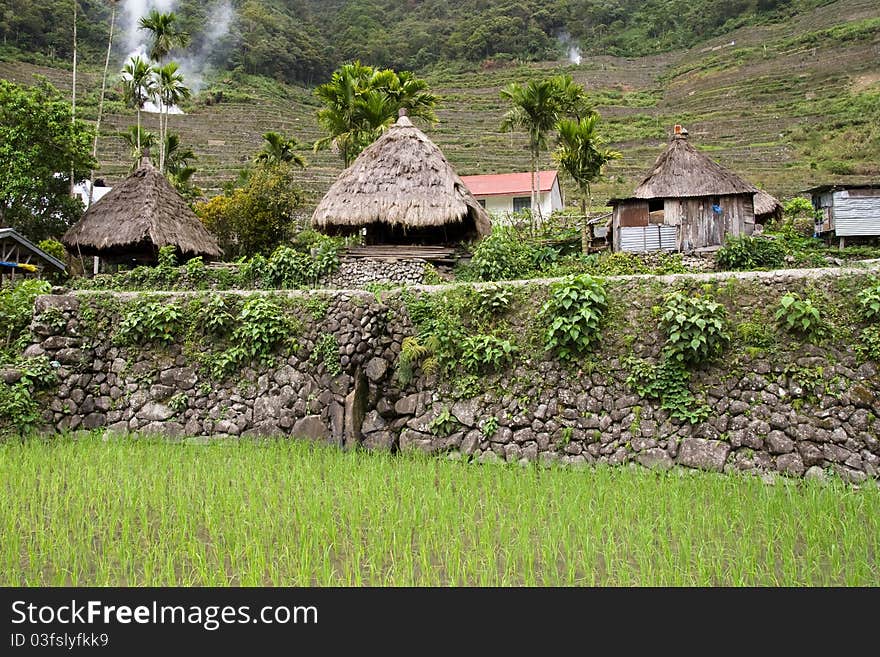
[838,236,846,249]
[93,256,99,276]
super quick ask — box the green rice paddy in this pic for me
[1,436,877,586]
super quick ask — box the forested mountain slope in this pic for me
[0,0,877,207]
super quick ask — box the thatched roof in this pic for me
[631,134,759,199]
[312,114,491,238]
[63,156,221,259]
[754,189,782,217]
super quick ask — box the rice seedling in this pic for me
[0,435,877,586]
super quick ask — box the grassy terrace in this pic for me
[1,436,877,586]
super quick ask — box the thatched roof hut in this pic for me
[610,127,761,253]
[63,154,221,264]
[630,131,759,200]
[312,113,491,245]
[753,189,782,224]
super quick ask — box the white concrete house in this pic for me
[460,170,564,223]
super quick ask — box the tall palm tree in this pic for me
[121,55,155,156]
[138,9,190,63]
[254,131,307,168]
[88,0,117,205]
[163,132,198,192]
[155,62,191,172]
[553,115,621,217]
[500,75,593,227]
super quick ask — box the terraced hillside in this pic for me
[1,0,878,209]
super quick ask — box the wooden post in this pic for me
[93,256,99,276]
[838,236,846,249]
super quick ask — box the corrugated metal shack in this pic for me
[609,126,760,254]
[806,183,880,246]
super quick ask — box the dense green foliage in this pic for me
[775,292,824,340]
[1,1,834,84]
[660,291,730,365]
[540,274,607,361]
[314,62,439,166]
[2,435,878,585]
[716,236,787,271]
[0,79,94,241]
[195,163,305,259]
[70,236,344,292]
[0,280,52,364]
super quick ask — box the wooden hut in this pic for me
[806,183,880,247]
[312,111,491,249]
[62,153,221,266]
[609,126,759,253]
[0,228,66,283]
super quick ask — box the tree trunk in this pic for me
[69,0,77,198]
[89,3,115,205]
[529,150,537,235]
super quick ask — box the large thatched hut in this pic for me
[63,153,221,265]
[312,112,490,246]
[609,126,759,253]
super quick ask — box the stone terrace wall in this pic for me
[321,258,427,288]
[13,265,880,483]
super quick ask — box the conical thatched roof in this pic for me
[312,114,491,238]
[754,189,782,217]
[632,134,759,199]
[63,156,221,259]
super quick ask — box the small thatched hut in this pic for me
[312,112,491,245]
[754,189,783,225]
[63,153,221,265]
[609,126,759,253]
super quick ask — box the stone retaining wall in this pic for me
[321,258,428,288]
[11,265,880,482]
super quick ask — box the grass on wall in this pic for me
[1,435,877,586]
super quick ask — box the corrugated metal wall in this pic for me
[833,191,880,236]
[620,226,678,252]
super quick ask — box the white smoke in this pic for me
[177,1,234,93]
[557,30,582,66]
[119,0,234,106]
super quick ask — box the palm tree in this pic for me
[120,126,157,170]
[314,62,439,167]
[500,75,593,228]
[553,115,621,216]
[500,78,563,227]
[121,55,155,155]
[254,131,307,168]
[138,9,190,63]
[163,132,198,193]
[155,62,191,172]
[88,0,117,205]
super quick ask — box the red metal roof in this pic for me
[460,171,558,197]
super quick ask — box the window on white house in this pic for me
[513,196,531,213]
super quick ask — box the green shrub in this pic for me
[476,284,514,315]
[857,282,880,322]
[626,357,709,424]
[310,333,341,376]
[461,334,518,372]
[859,325,880,360]
[775,292,823,340]
[660,291,729,365]
[471,227,536,281]
[116,299,182,344]
[232,296,290,362]
[541,274,607,361]
[0,279,51,362]
[716,235,786,271]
